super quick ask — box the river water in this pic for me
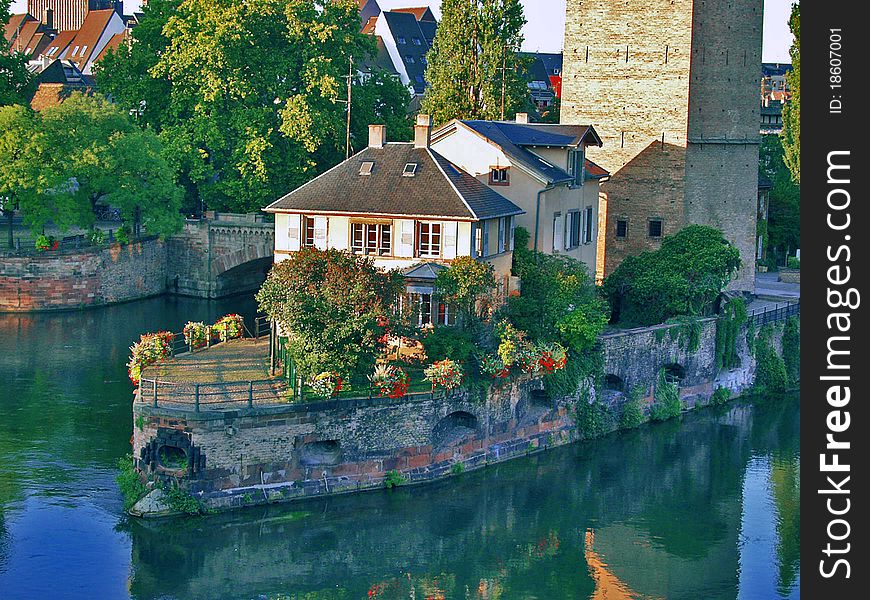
[0,296,799,600]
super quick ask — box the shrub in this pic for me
[649,371,682,421]
[384,470,407,489]
[618,387,646,429]
[433,255,496,327]
[116,454,149,511]
[451,462,465,475]
[715,297,748,371]
[87,228,106,245]
[575,383,614,439]
[782,317,800,385]
[754,328,788,394]
[786,256,800,269]
[115,224,131,245]
[709,386,732,406]
[213,313,244,342]
[421,326,477,363]
[603,225,741,326]
[162,484,208,515]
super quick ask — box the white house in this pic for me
[263,115,524,326]
[430,116,608,276]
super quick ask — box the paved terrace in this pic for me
[139,339,288,408]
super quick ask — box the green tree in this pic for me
[434,255,496,328]
[1,1,36,106]
[781,3,800,183]
[603,225,741,326]
[255,248,405,380]
[421,0,527,123]
[350,69,413,147]
[759,135,800,266]
[96,0,408,214]
[503,227,609,354]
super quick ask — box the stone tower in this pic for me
[561,0,762,292]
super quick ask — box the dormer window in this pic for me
[404,55,415,63]
[79,45,87,57]
[397,36,407,44]
[412,37,422,46]
[403,163,418,177]
[359,161,374,176]
[71,45,79,56]
[489,167,509,186]
[567,147,585,186]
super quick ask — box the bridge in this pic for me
[167,212,275,298]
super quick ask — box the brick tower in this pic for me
[561,0,763,292]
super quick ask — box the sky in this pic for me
[10,0,795,62]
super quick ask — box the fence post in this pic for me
[152,379,158,408]
[255,318,260,340]
[195,384,200,413]
[248,381,254,408]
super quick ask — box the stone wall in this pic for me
[131,312,794,514]
[133,378,577,512]
[0,237,167,312]
[561,0,762,291]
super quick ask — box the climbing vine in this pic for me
[715,298,748,371]
[782,317,800,386]
[649,370,682,421]
[754,325,788,394]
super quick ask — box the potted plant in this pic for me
[369,364,411,398]
[424,358,463,392]
[309,372,346,398]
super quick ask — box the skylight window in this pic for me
[71,45,79,56]
[359,161,374,176]
[403,163,418,177]
[79,45,87,57]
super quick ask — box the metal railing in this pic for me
[747,301,800,327]
[140,377,287,411]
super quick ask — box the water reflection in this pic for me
[0,297,799,599]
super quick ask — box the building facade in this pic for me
[430,116,607,277]
[560,0,762,292]
[264,116,524,326]
[27,0,119,32]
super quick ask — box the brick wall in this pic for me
[0,237,167,312]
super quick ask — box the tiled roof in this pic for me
[264,143,523,221]
[585,159,609,180]
[3,13,35,47]
[43,29,77,58]
[382,10,432,94]
[65,9,115,71]
[443,120,605,184]
[402,262,447,280]
[94,31,127,63]
[392,7,437,22]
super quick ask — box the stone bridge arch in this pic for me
[166,214,275,298]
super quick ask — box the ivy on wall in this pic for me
[782,317,800,386]
[715,298,748,371]
[754,324,789,394]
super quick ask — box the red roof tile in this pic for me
[65,9,115,70]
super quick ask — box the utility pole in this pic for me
[345,56,354,159]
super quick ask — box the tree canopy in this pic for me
[602,225,741,326]
[759,135,800,266]
[781,3,800,183]
[1,1,36,106]
[502,227,609,354]
[255,248,405,380]
[96,0,412,214]
[434,255,496,328]
[0,95,183,238]
[421,0,528,124]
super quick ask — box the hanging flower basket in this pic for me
[369,364,411,398]
[424,358,463,391]
[183,321,208,349]
[127,331,174,385]
[479,354,510,379]
[213,314,244,342]
[309,372,346,398]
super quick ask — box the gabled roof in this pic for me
[35,59,87,85]
[264,143,524,221]
[402,262,447,280]
[43,29,77,59]
[94,31,127,63]
[381,10,433,94]
[433,120,606,185]
[65,9,116,71]
[359,35,398,75]
[358,0,381,25]
[3,13,35,48]
[393,7,437,22]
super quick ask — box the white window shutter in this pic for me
[287,214,301,252]
[553,214,563,252]
[509,216,516,251]
[397,219,414,257]
[314,216,328,249]
[443,221,457,259]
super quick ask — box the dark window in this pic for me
[649,219,663,238]
[397,36,407,44]
[412,37,422,46]
[415,74,424,83]
[616,220,628,238]
[584,206,593,243]
[567,148,585,186]
[303,217,316,247]
[404,55,415,63]
[489,167,509,185]
[403,163,418,176]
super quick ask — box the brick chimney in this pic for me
[42,8,54,31]
[368,124,386,148]
[515,112,529,124]
[414,114,432,148]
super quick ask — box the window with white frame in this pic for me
[567,147,585,186]
[351,222,391,255]
[497,216,512,254]
[417,222,442,258]
[565,210,581,249]
[489,167,509,185]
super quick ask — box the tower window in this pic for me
[648,219,663,238]
[615,220,628,238]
